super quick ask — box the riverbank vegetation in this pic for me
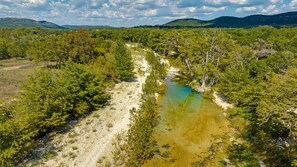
[0,26,296,166]
[0,28,134,166]
[120,51,166,167]
[117,27,296,166]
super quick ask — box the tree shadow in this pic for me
[123,76,138,82]
[22,106,108,166]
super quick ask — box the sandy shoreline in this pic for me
[213,91,233,111]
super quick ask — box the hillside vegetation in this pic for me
[162,18,211,27]
[0,18,64,29]
[0,18,108,29]
[162,11,297,28]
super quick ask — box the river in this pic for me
[144,76,230,167]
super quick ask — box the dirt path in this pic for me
[30,45,150,167]
[0,64,33,71]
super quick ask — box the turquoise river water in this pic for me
[144,78,229,167]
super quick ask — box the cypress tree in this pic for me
[114,42,134,80]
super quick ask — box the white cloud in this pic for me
[90,0,99,7]
[198,5,226,12]
[236,6,257,13]
[85,11,103,17]
[203,0,248,5]
[109,0,131,6]
[260,5,280,14]
[0,4,10,10]
[155,0,169,7]
[102,3,109,9]
[136,0,154,4]
[1,0,47,6]
[171,5,225,18]
[27,0,46,4]
[143,9,157,16]
[18,0,47,8]
[188,7,196,12]
[270,0,282,4]
[289,0,297,7]
[50,9,60,15]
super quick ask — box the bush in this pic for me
[0,60,108,165]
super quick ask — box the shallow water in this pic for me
[144,78,229,167]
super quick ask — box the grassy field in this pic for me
[0,58,40,104]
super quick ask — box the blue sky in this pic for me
[0,0,296,27]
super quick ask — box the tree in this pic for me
[126,70,159,167]
[64,29,97,64]
[114,42,134,80]
[58,60,109,115]
[0,38,9,59]
[26,37,58,62]
[20,69,69,132]
[25,29,99,65]
[7,36,30,58]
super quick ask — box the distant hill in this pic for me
[162,18,210,27]
[0,18,112,29]
[62,25,111,29]
[0,18,64,29]
[162,11,297,28]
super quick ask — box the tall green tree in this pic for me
[7,36,30,58]
[64,29,97,64]
[114,42,134,80]
[0,38,8,59]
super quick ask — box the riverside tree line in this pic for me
[120,27,297,167]
[0,28,134,166]
[0,26,296,166]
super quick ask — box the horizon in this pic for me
[0,0,297,27]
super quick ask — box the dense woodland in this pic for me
[0,28,135,166]
[0,27,296,166]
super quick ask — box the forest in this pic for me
[0,26,296,167]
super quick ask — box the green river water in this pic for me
[144,78,229,167]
